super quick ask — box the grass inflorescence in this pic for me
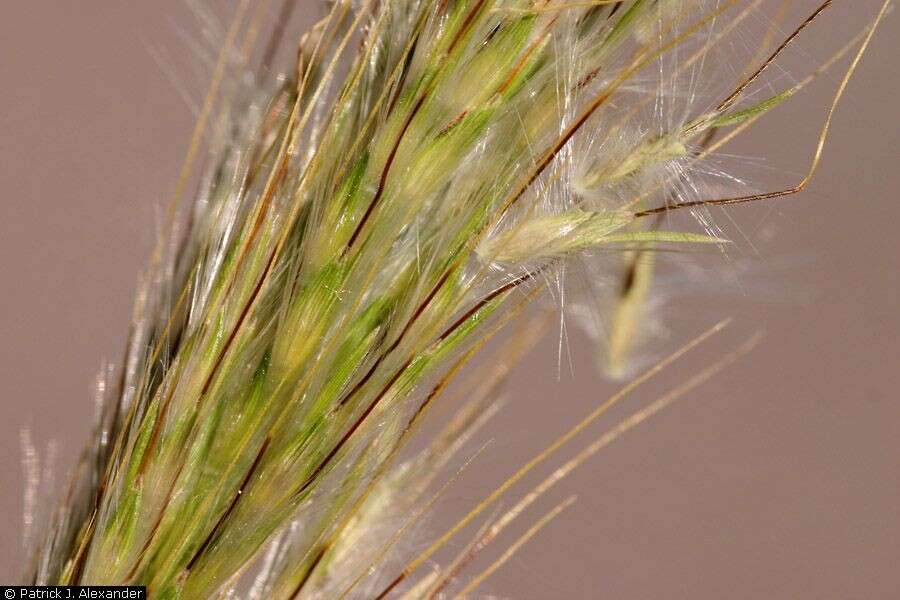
[27,0,888,597]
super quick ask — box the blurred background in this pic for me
[1,2,897,598]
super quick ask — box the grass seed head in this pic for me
[26,0,889,597]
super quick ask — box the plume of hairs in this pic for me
[26,0,888,597]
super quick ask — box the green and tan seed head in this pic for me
[27,1,888,597]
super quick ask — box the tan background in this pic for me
[1,2,897,598]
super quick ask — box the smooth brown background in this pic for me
[1,2,897,598]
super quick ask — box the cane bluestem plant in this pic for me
[27,0,888,597]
